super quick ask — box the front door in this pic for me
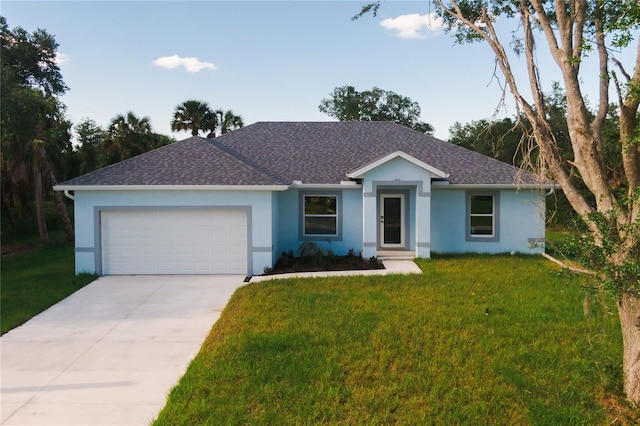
[380,194,405,248]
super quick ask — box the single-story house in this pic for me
[55,121,553,276]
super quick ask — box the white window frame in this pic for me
[301,193,340,239]
[465,191,500,242]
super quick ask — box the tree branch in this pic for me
[521,2,547,118]
[611,56,632,82]
[619,38,640,199]
[572,0,588,69]
[591,0,609,150]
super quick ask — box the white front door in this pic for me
[379,194,405,248]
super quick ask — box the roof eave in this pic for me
[53,184,290,192]
[288,181,362,189]
[432,182,558,189]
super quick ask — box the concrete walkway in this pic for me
[0,275,246,426]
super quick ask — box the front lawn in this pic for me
[1,243,97,335]
[154,255,633,424]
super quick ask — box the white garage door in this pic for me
[101,210,247,275]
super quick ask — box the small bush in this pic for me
[368,256,380,269]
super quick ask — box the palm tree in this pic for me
[171,100,217,137]
[215,109,244,135]
[103,112,152,163]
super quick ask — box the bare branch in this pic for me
[542,252,597,275]
[572,0,588,66]
[611,56,632,81]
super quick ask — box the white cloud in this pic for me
[380,13,444,39]
[152,55,217,73]
[55,52,70,65]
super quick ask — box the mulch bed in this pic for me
[269,253,383,275]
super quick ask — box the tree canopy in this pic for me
[216,109,244,136]
[171,100,244,138]
[1,16,73,241]
[101,112,173,166]
[171,100,217,137]
[319,85,434,134]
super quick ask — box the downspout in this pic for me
[64,190,75,200]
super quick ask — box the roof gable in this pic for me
[347,151,449,179]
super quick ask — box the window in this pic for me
[303,195,338,236]
[466,191,500,242]
[470,195,494,236]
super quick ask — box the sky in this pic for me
[3,1,634,141]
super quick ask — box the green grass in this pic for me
[1,242,97,335]
[154,255,633,425]
[545,228,575,258]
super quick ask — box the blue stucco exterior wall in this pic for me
[431,187,546,254]
[73,189,275,276]
[71,183,547,276]
[275,187,363,257]
[359,156,432,258]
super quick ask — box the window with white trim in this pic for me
[466,191,500,242]
[303,195,338,236]
[469,195,495,236]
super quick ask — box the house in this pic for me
[55,121,553,276]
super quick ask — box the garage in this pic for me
[101,210,248,275]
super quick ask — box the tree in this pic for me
[74,118,105,175]
[319,85,435,134]
[215,109,244,136]
[357,0,640,403]
[170,100,217,137]
[0,16,66,96]
[0,16,72,241]
[449,117,529,165]
[319,85,366,121]
[31,139,74,243]
[102,112,172,165]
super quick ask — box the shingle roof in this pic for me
[59,121,548,187]
[59,137,280,186]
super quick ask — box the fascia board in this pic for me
[346,150,449,179]
[288,182,362,189]
[431,183,558,189]
[53,184,290,192]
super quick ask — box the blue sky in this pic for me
[2,1,622,140]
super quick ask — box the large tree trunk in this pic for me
[618,292,640,405]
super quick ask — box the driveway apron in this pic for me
[0,275,246,426]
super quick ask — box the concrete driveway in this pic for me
[0,275,246,426]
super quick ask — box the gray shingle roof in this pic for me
[59,121,547,187]
[59,137,280,186]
